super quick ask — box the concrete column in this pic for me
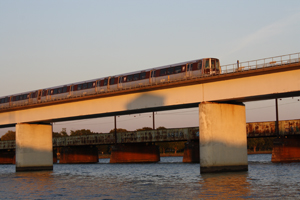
[199,102,248,173]
[16,123,53,172]
[110,143,160,163]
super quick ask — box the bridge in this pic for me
[0,52,299,172]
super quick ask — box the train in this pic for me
[0,58,220,109]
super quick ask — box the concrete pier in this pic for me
[59,146,98,164]
[199,102,248,173]
[272,135,300,163]
[182,141,199,163]
[16,123,53,172]
[0,150,15,164]
[110,143,160,163]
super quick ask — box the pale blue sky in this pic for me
[0,1,300,135]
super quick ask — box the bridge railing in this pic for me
[220,52,300,74]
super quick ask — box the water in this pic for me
[0,155,300,199]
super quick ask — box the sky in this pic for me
[0,1,300,135]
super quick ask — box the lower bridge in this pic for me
[0,119,299,165]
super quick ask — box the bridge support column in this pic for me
[16,123,53,172]
[0,150,15,164]
[110,143,160,163]
[59,146,98,164]
[199,102,248,173]
[272,135,300,163]
[183,141,199,163]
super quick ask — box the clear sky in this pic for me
[0,1,300,135]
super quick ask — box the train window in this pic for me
[188,64,193,71]
[110,78,115,85]
[182,66,186,72]
[174,66,181,73]
[119,77,123,83]
[151,71,155,77]
[58,88,62,94]
[77,84,82,90]
[16,96,19,101]
[53,89,58,94]
[63,86,68,93]
[160,69,167,76]
[19,95,23,100]
[133,74,139,81]
[104,79,108,86]
[43,90,47,96]
[82,83,88,89]
[127,75,133,82]
[140,72,146,79]
[167,67,174,75]
[205,60,209,69]
[123,76,127,82]
[198,61,202,70]
[87,82,93,88]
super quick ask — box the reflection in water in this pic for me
[199,172,250,199]
[0,155,299,199]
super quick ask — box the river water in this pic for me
[0,154,299,199]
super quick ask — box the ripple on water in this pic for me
[0,155,299,199]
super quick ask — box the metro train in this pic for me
[0,58,220,109]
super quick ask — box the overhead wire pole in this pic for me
[153,112,155,130]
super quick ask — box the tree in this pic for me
[156,126,166,130]
[70,129,96,136]
[168,141,185,154]
[1,130,16,141]
[136,127,153,131]
[109,128,128,133]
[53,130,68,138]
[156,142,169,154]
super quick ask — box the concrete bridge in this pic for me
[0,52,299,172]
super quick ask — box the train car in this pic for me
[0,97,11,109]
[0,57,220,109]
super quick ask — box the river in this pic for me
[0,154,299,199]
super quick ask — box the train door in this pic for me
[118,76,123,89]
[151,70,155,84]
[203,59,210,75]
[185,63,193,77]
[107,77,111,90]
[210,58,220,75]
[37,90,42,101]
[69,85,74,97]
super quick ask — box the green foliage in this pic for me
[70,129,96,136]
[109,128,128,133]
[247,137,275,152]
[1,130,16,141]
[156,141,185,154]
[136,127,153,131]
[156,126,166,130]
[53,130,68,138]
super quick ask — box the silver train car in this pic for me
[0,58,220,109]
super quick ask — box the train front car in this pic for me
[202,58,220,75]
